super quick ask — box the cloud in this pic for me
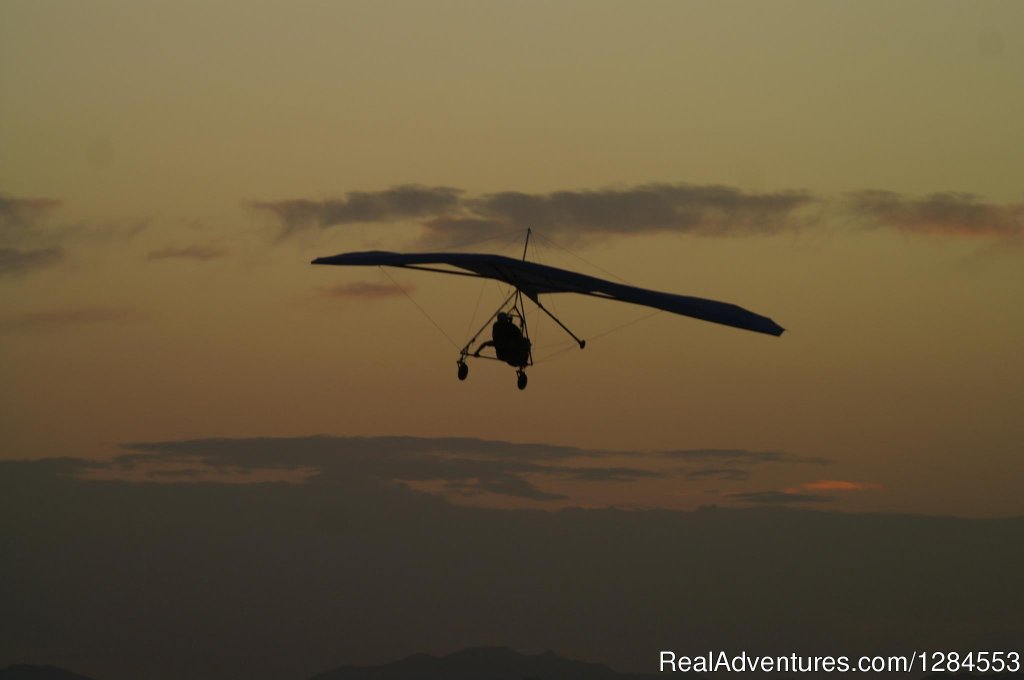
[0,456,106,480]
[147,245,228,261]
[663,448,830,465]
[0,306,143,334]
[0,246,63,277]
[250,185,463,236]
[0,192,61,239]
[846,190,1024,238]
[111,437,828,506]
[419,216,511,246]
[250,183,815,243]
[683,468,751,481]
[447,184,816,242]
[660,448,830,485]
[727,480,880,506]
[447,474,569,501]
[56,217,149,244]
[253,182,1024,246]
[317,281,412,300]
[566,466,662,482]
[799,479,881,492]
[0,194,68,273]
[120,435,603,465]
[728,490,833,505]
[116,436,662,502]
[1,194,148,279]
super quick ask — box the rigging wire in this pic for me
[525,228,565,333]
[378,266,461,351]
[526,227,661,363]
[463,276,489,343]
[373,226,662,364]
[531,230,634,285]
[533,309,663,363]
[587,308,663,341]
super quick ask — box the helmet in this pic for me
[497,312,510,322]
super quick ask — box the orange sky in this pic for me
[2,1,1023,517]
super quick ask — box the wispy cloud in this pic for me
[567,466,662,482]
[728,490,833,505]
[1,193,65,277]
[116,436,662,502]
[112,436,826,506]
[663,448,830,465]
[0,246,63,277]
[846,190,1024,238]
[147,245,228,261]
[0,306,143,334]
[798,479,881,492]
[683,468,751,481]
[250,185,463,237]
[445,475,568,501]
[317,281,411,300]
[423,184,816,245]
[0,193,61,239]
[420,216,509,245]
[670,450,830,489]
[726,479,880,507]
[1,193,149,279]
[253,183,1024,246]
[252,183,814,244]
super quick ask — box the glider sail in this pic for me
[311,250,784,337]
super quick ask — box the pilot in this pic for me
[474,312,530,366]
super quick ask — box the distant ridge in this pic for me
[2,655,1021,680]
[309,650,1024,680]
[922,673,1023,680]
[309,646,659,680]
[0,666,97,680]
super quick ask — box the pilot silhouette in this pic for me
[474,312,530,366]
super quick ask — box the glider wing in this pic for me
[312,251,784,337]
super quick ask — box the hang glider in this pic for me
[312,232,783,389]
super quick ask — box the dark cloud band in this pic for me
[252,183,1022,245]
[0,193,61,237]
[249,185,462,236]
[252,183,814,243]
[728,490,833,505]
[147,245,228,261]
[317,281,412,300]
[114,436,826,504]
[846,190,1024,238]
[0,246,63,277]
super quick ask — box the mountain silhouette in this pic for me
[3,653,1021,680]
[4,452,1022,680]
[921,673,1023,680]
[311,652,1024,680]
[0,666,97,680]
[309,647,658,680]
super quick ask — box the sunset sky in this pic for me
[3,1,1023,518]
[4,3,1024,679]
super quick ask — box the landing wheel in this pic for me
[516,370,528,390]
[457,361,469,381]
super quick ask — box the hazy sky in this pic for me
[3,1,1023,518]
